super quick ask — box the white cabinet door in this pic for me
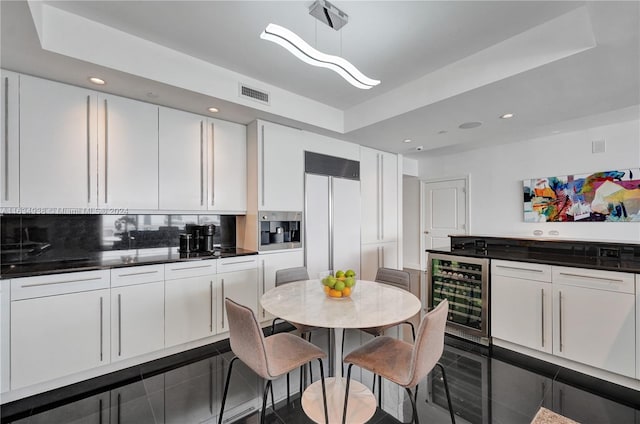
[217,268,259,334]
[553,283,635,377]
[98,94,158,210]
[19,75,98,208]
[10,289,110,389]
[258,121,304,211]
[165,275,217,347]
[209,118,247,212]
[0,70,19,208]
[360,242,398,281]
[158,107,207,210]
[492,275,552,354]
[257,250,304,322]
[111,281,164,361]
[360,147,398,244]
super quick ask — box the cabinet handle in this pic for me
[99,296,104,361]
[261,260,266,318]
[3,77,8,202]
[103,99,109,204]
[540,288,544,348]
[22,276,103,288]
[558,290,563,353]
[86,95,91,203]
[118,293,122,356]
[169,264,213,271]
[495,264,544,273]
[221,259,255,266]
[210,122,215,206]
[99,398,103,424]
[200,121,204,206]
[558,272,625,283]
[260,125,265,207]
[209,280,213,332]
[221,278,225,328]
[117,270,158,277]
[209,361,214,414]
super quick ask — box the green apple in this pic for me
[335,270,345,278]
[344,277,355,288]
[334,281,346,291]
[345,269,356,278]
[327,276,337,288]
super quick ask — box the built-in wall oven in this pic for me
[257,211,302,251]
[427,253,490,345]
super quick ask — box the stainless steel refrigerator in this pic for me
[304,152,361,279]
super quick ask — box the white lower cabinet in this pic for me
[217,266,259,334]
[10,271,110,389]
[216,256,259,334]
[257,250,304,323]
[552,269,636,378]
[360,242,398,281]
[491,260,552,354]
[164,260,218,347]
[111,266,165,361]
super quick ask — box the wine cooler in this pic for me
[427,253,490,344]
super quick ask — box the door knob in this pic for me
[424,231,429,234]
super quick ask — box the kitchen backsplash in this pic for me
[0,214,237,264]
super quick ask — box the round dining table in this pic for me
[260,279,422,424]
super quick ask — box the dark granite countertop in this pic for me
[0,247,258,279]
[426,235,640,273]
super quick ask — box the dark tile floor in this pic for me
[2,332,639,424]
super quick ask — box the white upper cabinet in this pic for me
[360,146,398,244]
[209,118,247,212]
[248,120,304,212]
[98,94,158,210]
[19,75,98,208]
[0,70,20,208]
[159,107,207,210]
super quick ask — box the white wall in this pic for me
[418,119,640,242]
[403,176,421,269]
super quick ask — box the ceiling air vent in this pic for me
[239,84,270,105]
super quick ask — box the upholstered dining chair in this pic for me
[218,298,329,424]
[352,267,416,398]
[341,299,455,424]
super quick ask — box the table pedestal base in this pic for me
[301,377,376,424]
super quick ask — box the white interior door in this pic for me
[332,177,361,276]
[421,177,468,257]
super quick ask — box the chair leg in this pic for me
[408,322,416,341]
[342,364,354,424]
[286,372,290,404]
[218,357,238,424]
[378,374,382,406]
[308,332,314,383]
[270,380,275,411]
[317,358,329,424]
[435,362,456,424]
[405,387,419,424]
[260,380,273,423]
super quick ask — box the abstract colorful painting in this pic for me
[523,169,640,222]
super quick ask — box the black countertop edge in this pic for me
[0,248,258,279]
[426,248,640,274]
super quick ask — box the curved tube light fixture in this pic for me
[260,23,380,90]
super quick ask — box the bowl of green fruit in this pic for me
[321,269,357,299]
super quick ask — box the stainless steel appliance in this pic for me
[427,253,490,345]
[184,224,216,252]
[304,151,360,278]
[258,211,302,251]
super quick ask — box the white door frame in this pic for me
[419,175,470,271]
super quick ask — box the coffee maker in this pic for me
[181,224,216,253]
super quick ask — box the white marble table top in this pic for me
[260,279,422,329]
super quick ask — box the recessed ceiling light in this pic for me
[437,130,448,134]
[552,130,561,134]
[208,107,219,113]
[403,139,412,143]
[458,121,482,129]
[89,77,106,85]
[500,113,514,119]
